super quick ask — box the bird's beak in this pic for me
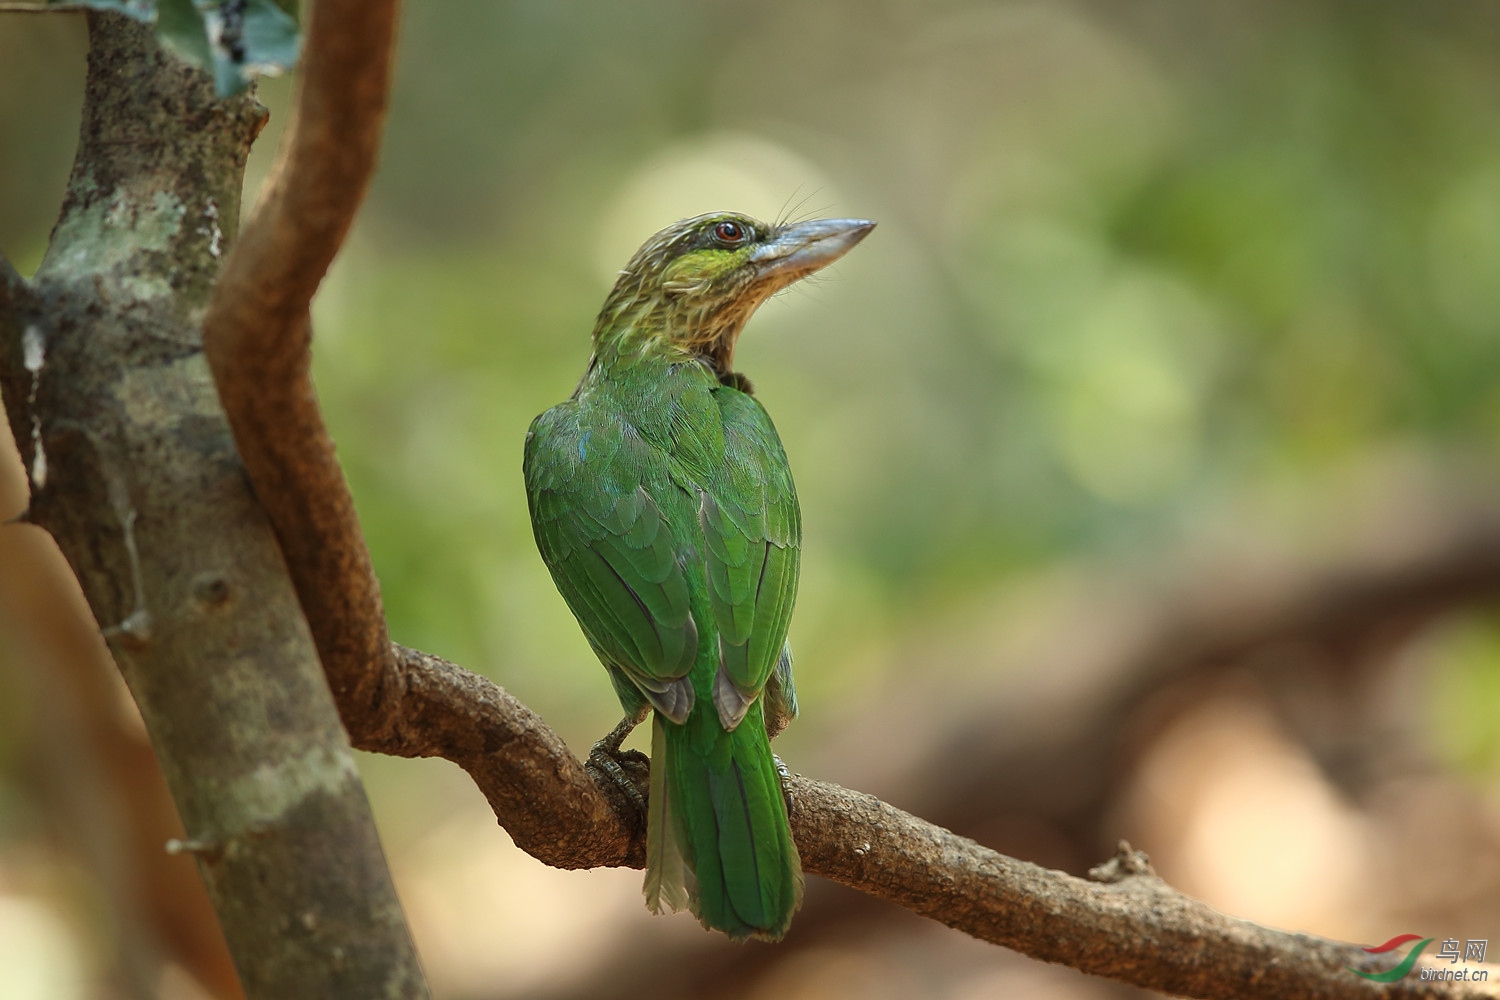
[750,218,877,285]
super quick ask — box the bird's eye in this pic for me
[713,221,746,244]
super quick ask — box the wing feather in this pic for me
[696,390,801,724]
[526,406,698,719]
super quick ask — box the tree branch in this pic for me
[794,786,1470,999]
[346,639,1477,998]
[382,510,1500,878]
[364,638,1485,998]
[388,644,640,869]
[200,0,406,736]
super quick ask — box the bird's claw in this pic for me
[773,753,795,813]
[587,716,649,813]
[587,745,647,812]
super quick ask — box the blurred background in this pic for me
[5,1,1500,997]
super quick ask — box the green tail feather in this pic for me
[643,702,802,941]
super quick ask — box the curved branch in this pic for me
[369,640,1479,999]
[200,0,406,732]
[207,0,397,329]
[390,644,641,869]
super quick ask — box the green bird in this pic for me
[524,212,874,940]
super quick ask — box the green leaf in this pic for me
[155,0,214,73]
[110,0,304,98]
[232,0,301,79]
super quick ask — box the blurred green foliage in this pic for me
[6,1,1500,754]
[1427,615,1500,776]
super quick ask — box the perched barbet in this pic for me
[524,213,875,940]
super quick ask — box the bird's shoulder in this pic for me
[525,362,794,521]
[557,357,727,483]
[524,393,666,500]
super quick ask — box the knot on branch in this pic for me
[1088,840,1156,883]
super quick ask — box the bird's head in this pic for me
[593,212,876,374]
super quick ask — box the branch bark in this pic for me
[794,786,1466,1000]
[326,623,1497,998]
[316,643,1474,999]
[200,0,407,739]
[0,12,426,999]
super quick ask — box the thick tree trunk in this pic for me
[0,13,428,999]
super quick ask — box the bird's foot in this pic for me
[586,716,650,813]
[773,753,795,814]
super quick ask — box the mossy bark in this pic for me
[0,13,428,999]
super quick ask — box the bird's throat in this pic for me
[595,292,762,384]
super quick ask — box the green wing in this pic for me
[525,403,698,722]
[696,388,801,730]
